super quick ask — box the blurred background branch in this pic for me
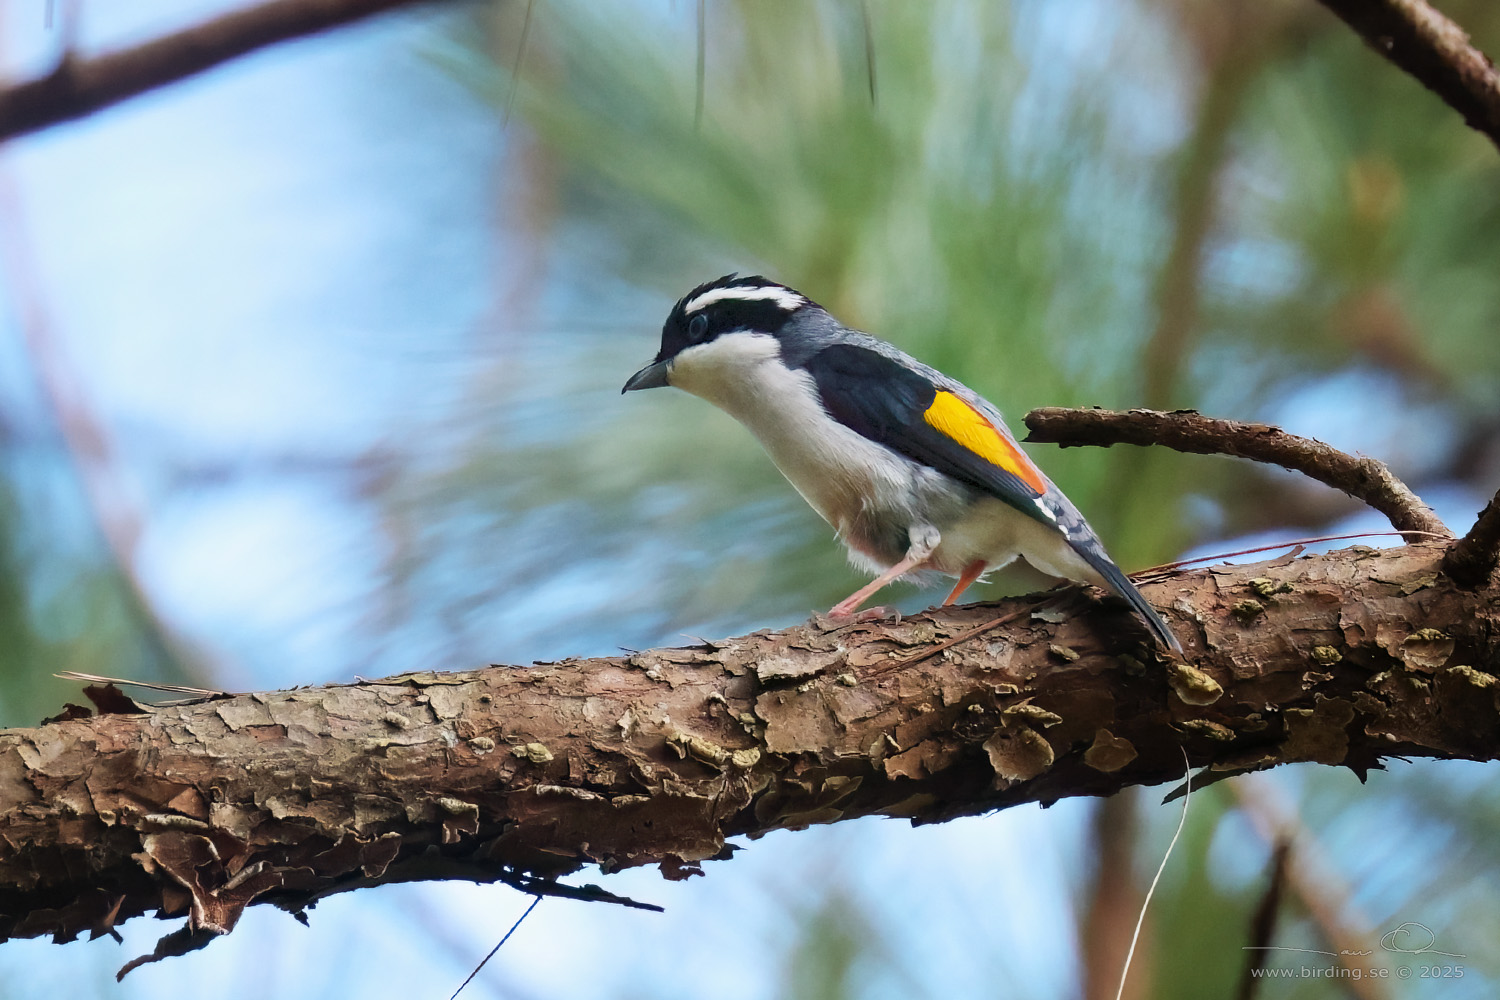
[0,0,434,144]
[1081,792,1150,1000]
[1316,0,1500,151]
[1230,776,1391,999]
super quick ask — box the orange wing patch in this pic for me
[923,391,1047,495]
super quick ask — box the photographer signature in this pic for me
[1243,921,1465,959]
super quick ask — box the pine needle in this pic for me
[1114,749,1192,1000]
[449,896,542,1000]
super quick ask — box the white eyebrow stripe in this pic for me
[683,285,806,315]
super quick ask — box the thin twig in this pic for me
[54,671,225,698]
[49,0,82,54]
[1134,530,1448,577]
[1024,407,1450,537]
[502,0,535,128]
[694,0,706,128]
[859,0,876,108]
[877,606,1032,672]
[495,874,663,911]
[1440,486,1500,587]
[1316,0,1500,153]
[0,0,431,146]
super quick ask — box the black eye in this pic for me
[687,314,709,342]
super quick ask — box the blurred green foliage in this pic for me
[0,460,180,727]
[0,484,43,725]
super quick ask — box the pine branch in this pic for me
[1441,486,1500,587]
[2,542,1496,974]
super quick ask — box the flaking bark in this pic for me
[2,541,1498,965]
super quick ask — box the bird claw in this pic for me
[814,605,902,627]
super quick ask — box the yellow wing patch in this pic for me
[923,391,1047,495]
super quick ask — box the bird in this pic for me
[623,274,1181,654]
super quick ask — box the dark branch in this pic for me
[1441,487,1500,587]
[1235,838,1290,1000]
[0,0,436,146]
[1024,406,1450,537]
[1315,0,1500,152]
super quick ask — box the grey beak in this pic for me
[622,359,671,393]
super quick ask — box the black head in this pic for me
[661,274,817,360]
[623,274,817,392]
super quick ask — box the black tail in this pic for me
[1072,545,1183,655]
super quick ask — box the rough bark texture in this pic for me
[1442,487,1500,588]
[2,542,1498,964]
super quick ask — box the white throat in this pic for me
[665,332,923,544]
[667,332,790,417]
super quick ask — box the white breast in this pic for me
[668,334,922,543]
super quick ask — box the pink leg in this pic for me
[942,559,988,606]
[829,549,930,618]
